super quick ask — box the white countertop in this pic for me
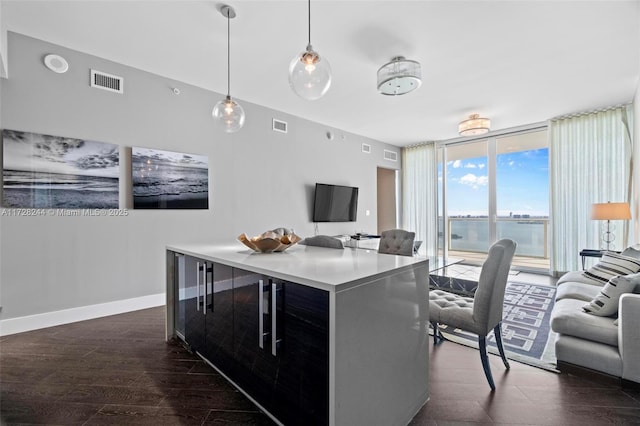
[167,242,429,292]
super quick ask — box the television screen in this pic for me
[313,183,358,222]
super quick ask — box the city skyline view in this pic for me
[441,148,550,218]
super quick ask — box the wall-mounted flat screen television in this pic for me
[313,183,359,222]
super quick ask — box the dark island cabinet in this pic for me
[175,254,235,372]
[174,255,329,426]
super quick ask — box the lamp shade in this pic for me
[591,202,631,220]
[458,114,491,136]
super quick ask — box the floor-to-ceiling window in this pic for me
[438,128,549,271]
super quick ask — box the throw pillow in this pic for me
[582,273,640,316]
[582,252,640,284]
[622,246,640,260]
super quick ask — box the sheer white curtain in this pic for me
[402,143,438,257]
[550,105,633,273]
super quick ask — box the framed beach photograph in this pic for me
[132,147,209,209]
[2,129,119,208]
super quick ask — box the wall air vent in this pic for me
[384,149,398,162]
[362,143,371,154]
[90,69,123,94]
[272,119,287,133]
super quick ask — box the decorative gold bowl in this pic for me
[238,230,301,253]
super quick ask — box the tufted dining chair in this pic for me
[377,229,416,257]
[429,238,517,390]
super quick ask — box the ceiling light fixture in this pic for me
[212,5,245,133]
[288,0,331,100]
[377,56,422,96]
[458,114,491,136]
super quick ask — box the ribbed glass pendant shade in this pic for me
[289,45,332,100]
[213,95,245,133]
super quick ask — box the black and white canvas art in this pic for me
[2,129,119,208]
[132,147,209,209]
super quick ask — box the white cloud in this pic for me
[478,163,486,169]
[464,163,476,168]
[452,160,462,168]
[459,173,488,189]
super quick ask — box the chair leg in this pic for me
[494,322,510,369]
[478,336,496,391]
[430,321,444,345]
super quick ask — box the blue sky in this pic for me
[441,148,549,217]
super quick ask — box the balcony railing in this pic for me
[441,217,550,268]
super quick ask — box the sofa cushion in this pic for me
[557,270,602,287]
[551,298,618,347]
[556,282,602,302]
[582,252,640,284]
[583,273,640,316]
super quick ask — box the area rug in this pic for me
[433,282,559,372]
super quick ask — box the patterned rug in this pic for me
[433,282,559,372]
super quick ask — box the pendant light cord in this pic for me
[307,0,311,46]
[226,9,231,97]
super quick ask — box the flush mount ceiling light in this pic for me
[377,56,421,96]
[458,114,491,136]
[288,0,331,100]
[212,5,245,133]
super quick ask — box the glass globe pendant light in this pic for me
[288,0,331,100]
[213,5,245,133]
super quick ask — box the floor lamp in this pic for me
[591,202,631,251]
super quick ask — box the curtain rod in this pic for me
[401,121,548,151]
[550,103,632,121]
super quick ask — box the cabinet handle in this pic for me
[196,262,201,312]
[271,282,283,356]
[202,262,207,316]
[258,279,264,349]
[208,266,214,313]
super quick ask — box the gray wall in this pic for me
[0,32,400,321]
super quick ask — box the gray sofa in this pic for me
[550,267,640,384]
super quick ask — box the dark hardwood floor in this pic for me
[1,307,640,425]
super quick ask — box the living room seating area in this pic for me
[551,249,640,384]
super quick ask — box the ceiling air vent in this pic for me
[384,149,398,162]
[90,69,123,94]
[272,119,287,133]
[362,143,371,154]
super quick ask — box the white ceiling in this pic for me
[2,0,639,146]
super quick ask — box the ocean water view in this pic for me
[3,170,119,208]
[132,161,208,209]
[443,218,549,258]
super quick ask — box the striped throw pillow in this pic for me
[582,252,640,284]
[583,273,640,316]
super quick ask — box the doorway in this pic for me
[377,167,398,234]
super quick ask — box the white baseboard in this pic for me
[0,293,165,336]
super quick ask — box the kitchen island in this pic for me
[166,243,430,426]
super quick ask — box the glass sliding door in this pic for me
[438,128,550,271]
[495,130,549,269]
[439,140,490,263]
